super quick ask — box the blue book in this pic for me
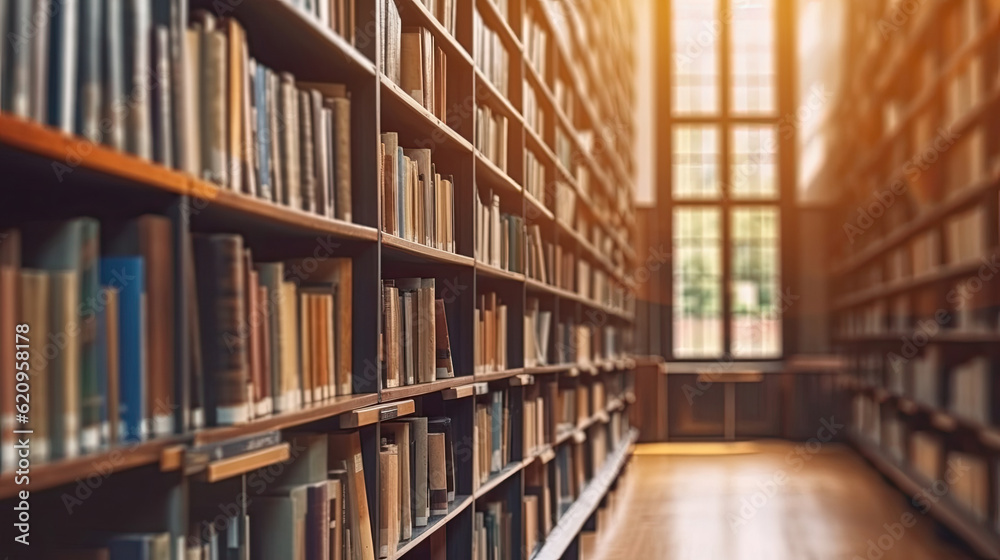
[95,288,110,446]
[256,63,273,201]
[101,257,146,442]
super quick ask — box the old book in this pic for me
[299,293,314,405]
[299,89,317,213]
[192,235,249,426]
[523,494,538,557]
[254,63,273,200]
[328,432,375,560]
[76,0,102,140]
[312,92,331,217]
[98,285,120,447]
[0,230,19,471]
[328,477,344,560]
[307,482,331,560]
[381,422,412,540]
[258,284,273,417]
[291,258,352,396]
[434,46,446,119]
[183,25,202,176]
[105,216,175,438]
[280,281,302,410]
[279,73,302,207]
[331,96,353,222]
[47,0,78,133]
[379,443,400,558]
[28,0,50,122]
[107,533,170,559]
[427,417,455,502]
[401,417,429,526]
[49,270,82,459]
[380,133,399,236]
[124,0,152,159]
[382,282,400,389]
[427,433,448,516]
[196,11,228,185]
[225,18,245,191]
[244,258,262,417]
[249,486,308,560]
[151,25,174,166]
[434,300,454,378]
[100,258,145,442]
[19,270,50,461]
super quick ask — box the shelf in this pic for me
[474,460,524,499]
[382,233,475,267]
[475,66,522,122]
[474,150,523,196]
[524,191,554,222]
[379,75,475,154]
[476,0,522,53]
[392,494,474,559]
[475,367,526,383]
[532,430,637,560]
[0,437,182,499]
[394,0,474,67]
[852,435,1000,559]
[193,393,379,446]
[834,170,1000,276]
[198,443,291,483]
[834,253,996,310]
[380,376,472,402]
[475,261,526,282]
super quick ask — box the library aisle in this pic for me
[593,442,976,560]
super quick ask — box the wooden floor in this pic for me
[593,441,977,560]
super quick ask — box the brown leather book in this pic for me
[0,229,19,472]
[299,292,314,406]
[434,300,454,379]
[331,96,353,223]
[192,235,249,426]
[379,442,400,558]
[428,432,448,516]
[224,18,245,191]
[244,253,261,418]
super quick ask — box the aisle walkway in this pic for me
[594,441,975,560]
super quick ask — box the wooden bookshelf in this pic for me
[0,0,638,556]
[827,1,1000,557]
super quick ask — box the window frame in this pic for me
[659,0,797,361]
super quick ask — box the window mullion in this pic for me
[720,0,733,356]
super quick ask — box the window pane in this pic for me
[673,126,720,199]
[731,126,778,198]
[672,0,719,114]
[731,0,776,113]
[730,207,781,357]
[674,208,723,358]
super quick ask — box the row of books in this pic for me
[473,11,511,98]
[0,218,177,468]
[524,150,547,204]
[524,298,553,367]
[474,389,513,487]
[379,133,456,252]
[288,0,359,45]
[381,278,455,389]
[523,10,549,78]
[380,416,457,558]
[525,224,551,284]
[523,384,548,457]
[474,292,509,373]
[473,500,513,560]
[393,22,449,121]
[476,104,510,172]
[524,85,544,134]
[474,190,524,272]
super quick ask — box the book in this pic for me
[379,442,400,558]
[19,270,50,461]
[427,417,455,503]
[0,230,19,471]
[401,417,430,526]
[249,485,308,560]
[434,300,454,378]
[328,432,375,560]
[381,422,412,540]
[427,432,448,516]
[100,257,145,442]
[192,235,249,426]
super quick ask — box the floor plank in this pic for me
[593,441,977,560]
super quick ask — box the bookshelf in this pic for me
[0,0,637,557]
[826,0,1000,557]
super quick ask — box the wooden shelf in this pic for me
[394,0,474,67]
[382,233,475,267]
[475,261,526,282]
[474,460,524,499]
[198,443,291,483]
[476,0,521,53]
[532,430,637,560]
[380,376,472,402]
[474,149,523,197]
[193,393,379,446]
[379,75,474,154]
[475,367,526,383]
[475,65,522,122]
[852,435,1000,559]
[0,437,182,499]
[392,494,474,559]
